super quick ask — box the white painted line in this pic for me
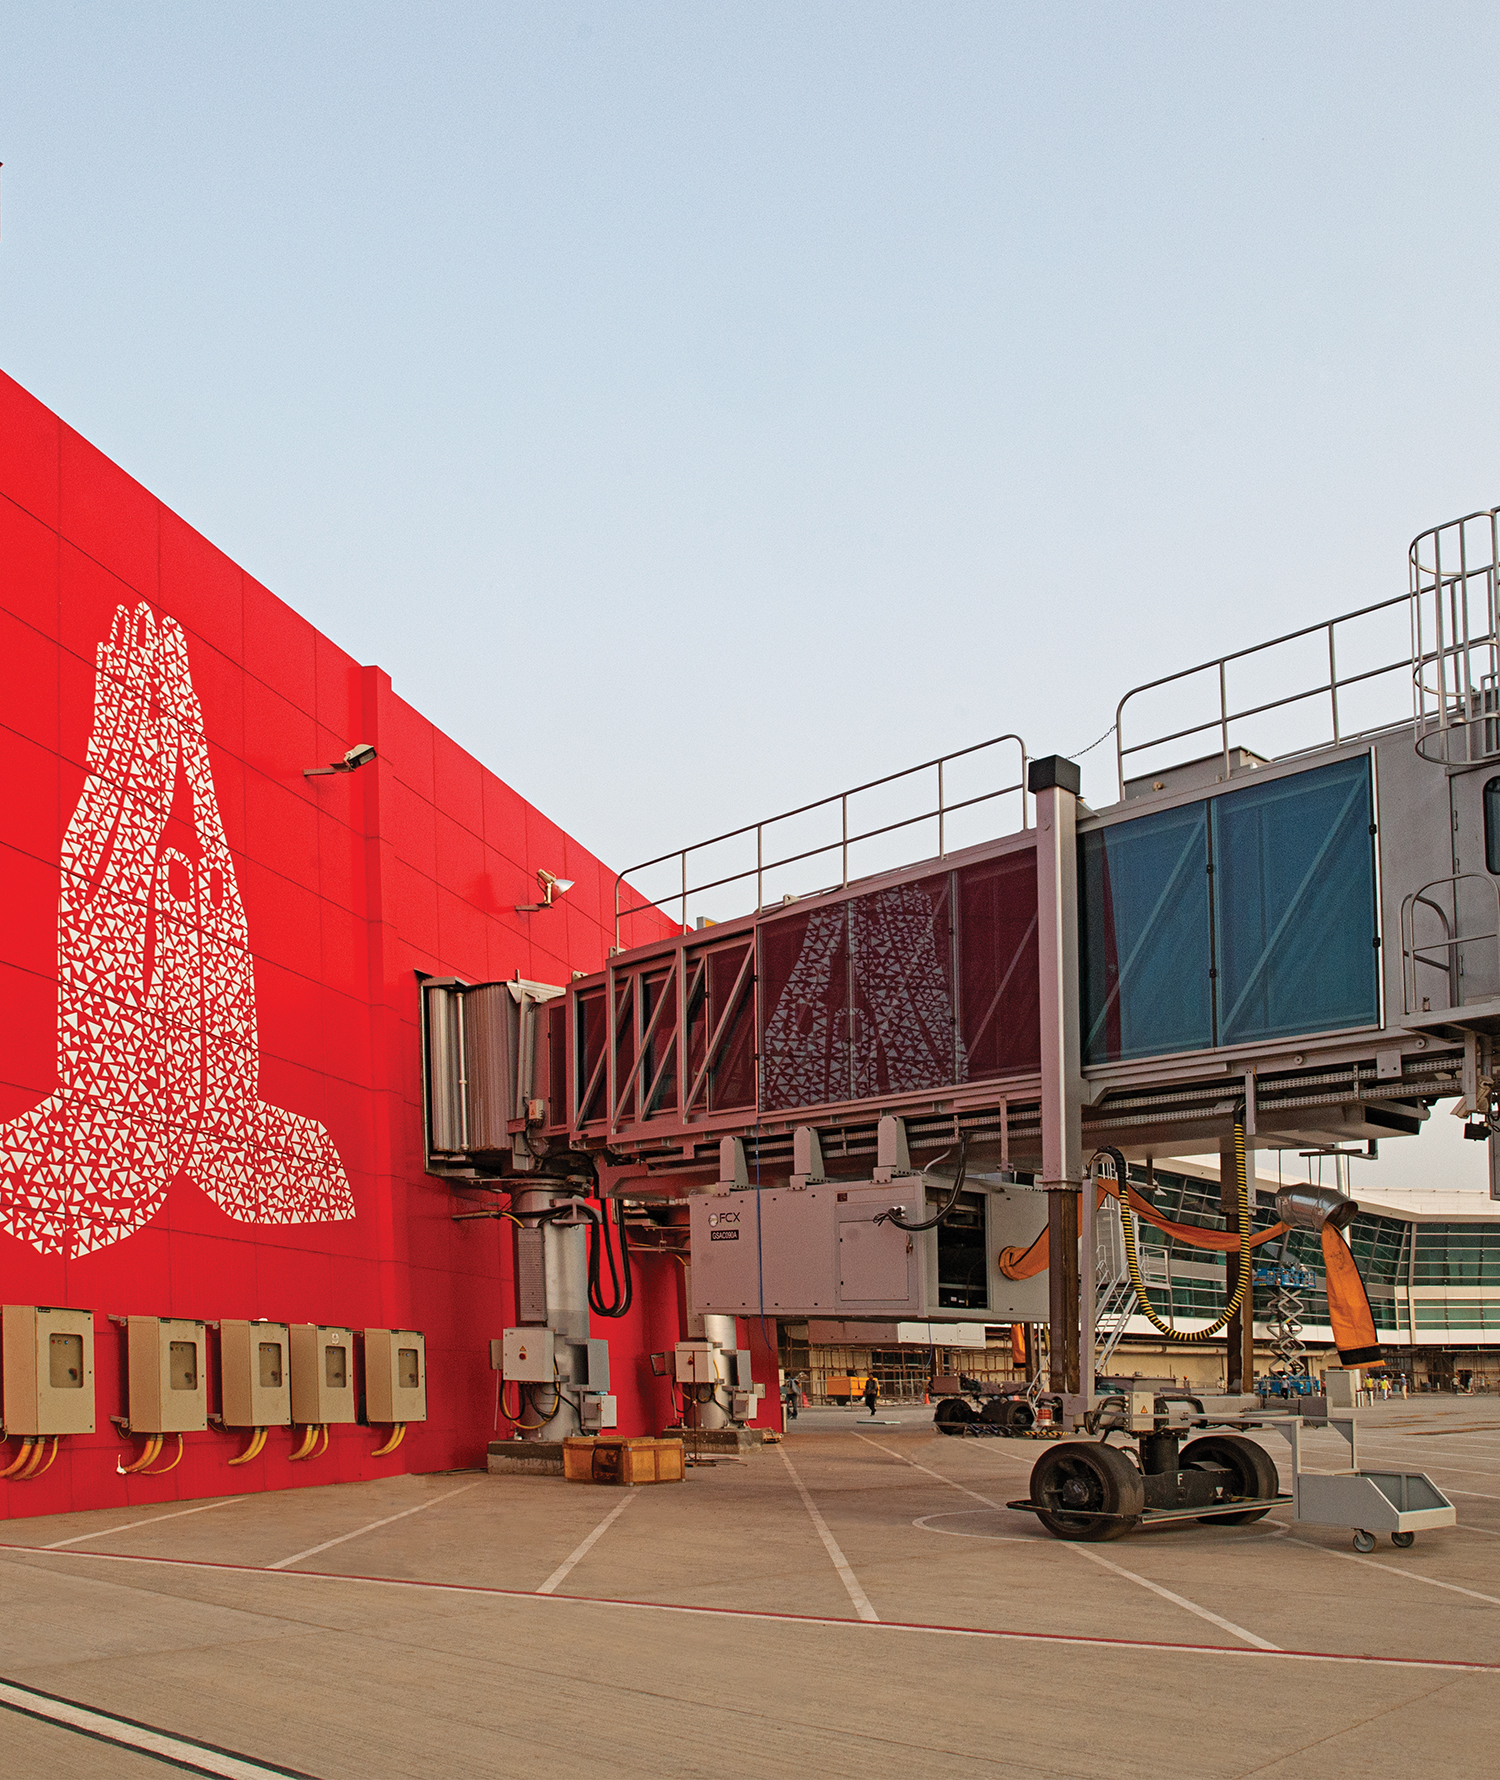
[266,1481,481,1570]
[536,1494,638,1595]
[911,1511,1044,1541]
[856,1431,1279,1651]
[1275,1528,1500,1605]
[11,1542,1499,1674]
[779,1445,879,1622]
[1461,1524,1500,1536]
[1064,1542,1280,1650]
[0,1674,312,1778]
[855,1433,1012,1507]
[40,1496,246,1549]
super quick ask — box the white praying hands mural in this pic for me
[0,603,354,1258]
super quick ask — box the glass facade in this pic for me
[1081,756,1379,1063]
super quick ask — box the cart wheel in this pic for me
[933,1398,977,1437]
[1353,1530,1376,1553]
[1181,1434,1280,1525]
[1030,1441,1144,1542]
[1391,1531,1415,1549]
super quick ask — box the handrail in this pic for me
[1410,505,1500,765]
[1400,873,1500,1018]
[613,732,1028,947]
[1114,594,1412,801]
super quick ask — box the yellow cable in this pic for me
[0,1438,35,1480]
[317,1424,330,1456]
[16,1438,49,1480]
[144,1433,183,1476]
[1111,1121,1253,1343]
[28,1436,60,1479]
[120,1434,163,1475]
[227,1427,265,1467]
[288,1425,318,1462]
[370,1422,405,1458]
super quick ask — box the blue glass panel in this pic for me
[1211,756,1378,1046]
[1079,803,1212,1063]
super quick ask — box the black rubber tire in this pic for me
[1181,1434,1280,1525]
[1391,1531,1415,1549]
[934,1398,978,1436]
[1005,1400,1036,1435]
[1030,1440,1144,1541]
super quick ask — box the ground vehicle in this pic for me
[931,1373,1052,1436]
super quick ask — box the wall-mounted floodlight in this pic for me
[516,868,575,913]
[304,743,378,778]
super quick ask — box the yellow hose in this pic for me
[288,1425,319,1462]
[0,1438,35,1480]
[370,1423,405,1458]
[144,1433,183,1476]
[29,1437,59,1479]
[1109,1119,1253,1343]
[119,1433,163,1475]
[317,1425,330,1457]
[227,1427,266,1467]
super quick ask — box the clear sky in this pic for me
[3,4,1497,1193]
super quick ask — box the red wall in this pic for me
[0,368,699,1519]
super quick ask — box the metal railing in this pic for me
[1115,504,1500,799]
[1115,595,1412,801]
[614,733,1028,946]
[1411,506,1500,766]
[1400,873,1500,1018]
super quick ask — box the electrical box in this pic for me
[290,1324,356,1425]
[219,1320,291,1429]
[126,1316,208,1434]
[364,1328,427,1423]
[501,1326,554,1381]
[2,1305,95,1436]
[581,1393,618,1432]
[674,1341,725,1385]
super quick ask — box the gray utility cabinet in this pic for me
[688,1178,1049,1322]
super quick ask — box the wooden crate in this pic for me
[563,1436,685,1485]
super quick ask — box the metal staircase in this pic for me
[1093,1193,1137,1374]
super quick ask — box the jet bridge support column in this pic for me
[1031,756,1086,1404]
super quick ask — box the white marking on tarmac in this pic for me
[266,1481,481,1570]
[40,1496,245,1549]
[779,1445,879,1622]
[856,1431,1280,1651]
[1275,1528,1500,1605]
[911,1510,1044,1541]
[536,1494,638,1595]
[7,1543,1497,1673]
[0,1674,309,1778]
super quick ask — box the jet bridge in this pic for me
[423,502,1500,1413]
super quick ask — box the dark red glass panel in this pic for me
[956,849,1040,1078]
[576,986,606,1122]
[640,966,678,1115]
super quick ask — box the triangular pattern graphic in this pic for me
[0,602,355,1257]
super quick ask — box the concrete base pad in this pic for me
[487,1439,565,1476]
[661,1425,766,1453]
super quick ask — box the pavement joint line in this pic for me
[535,1492,637,1595]
[38,1495,246,1549]
[1273,1527,1500,1604]
[265,1480,482,1570]
[778,1443,879,1622]
[0,1673,317,1779]
[855,1431,1280,1652]
[4,1541,1498,1674]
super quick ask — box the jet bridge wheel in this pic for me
[934,1398,979,1435]
[1030,1441,1144,1541]
[1180,1435,1280,1524]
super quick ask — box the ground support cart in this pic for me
[1007,1402,1456,1552]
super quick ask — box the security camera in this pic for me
[304,742,379,778]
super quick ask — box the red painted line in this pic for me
[2,1539,1497,1674]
